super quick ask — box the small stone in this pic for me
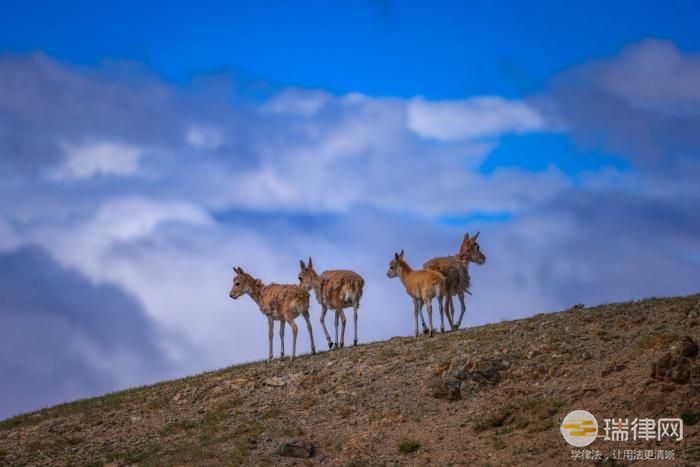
[582,351,593,360]
[278,437,314,458]
[690,366,700,394]
[651,353,691,384]
[426,376,461,400]
[678,336,698,358]
[460,380,479,397]
[688,305,700,320]
[265,376,287,387]
[602,362,626,377]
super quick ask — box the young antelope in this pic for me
[386,250,447,337]
[298,257,364,348]
[229,266,316,362]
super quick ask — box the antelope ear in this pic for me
[399,249,404,259]
[472,231,480,242]
[299,259,306,270]
[460,233,470,251]
[394,252,399,260]
[308,257,313,269]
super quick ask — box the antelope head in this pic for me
[386,249,405,278]
[298,257,318,291]
[230,266,254,299]
[458,232,486,265]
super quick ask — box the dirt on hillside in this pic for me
[1,294,699,466]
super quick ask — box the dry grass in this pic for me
[474,397,565,433]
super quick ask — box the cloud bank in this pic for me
[0,40,698,419]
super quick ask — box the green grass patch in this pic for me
[490,434,506,450]
[0,388,140,431]
[159,418,198,436]
[120,440,163,465]
[421,340,437,352]
[379,348,400,359]
[346,460,370,467]
[681,408,700,426]
[398,439,421,454]
[634,333,679,351]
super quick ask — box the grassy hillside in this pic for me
[1,294,699,466]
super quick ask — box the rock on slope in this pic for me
[1,294,699,466]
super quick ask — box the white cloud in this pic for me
[407,96,545,141]
[186,125,224,149]
[543,39,700,167]
[31,197,213,282]
[2,50,699,414]
[0,218,21,252]
[594,39,700,107]
[50,141,143,180]
[85,197,213,244]
[204,93,565,216]
[261,88,332,116]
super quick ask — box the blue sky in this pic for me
[1,1,700,419]
[4,0,700,97]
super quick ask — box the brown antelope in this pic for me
[298,257,365,348]
[386,250,447,336]
[453,232,486,328]
[424,231,486,330]
[229,266,316,362]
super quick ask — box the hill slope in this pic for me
[1,294,699,466]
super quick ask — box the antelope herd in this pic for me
[229,232,485,362]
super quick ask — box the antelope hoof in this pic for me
[340,343,344,348]
[353,339,358,346]
[423,328,429,335]
[311,348,317,355]
[328,341,334,349]
[280,354,285,361]
[429,330,434,337]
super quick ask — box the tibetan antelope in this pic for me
[298,257,365,348]
[424,231,485,330]
[453,232,486,328]
[229,266,316,362]
[386,250,447,336]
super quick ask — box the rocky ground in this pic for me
[1,294,699,466]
